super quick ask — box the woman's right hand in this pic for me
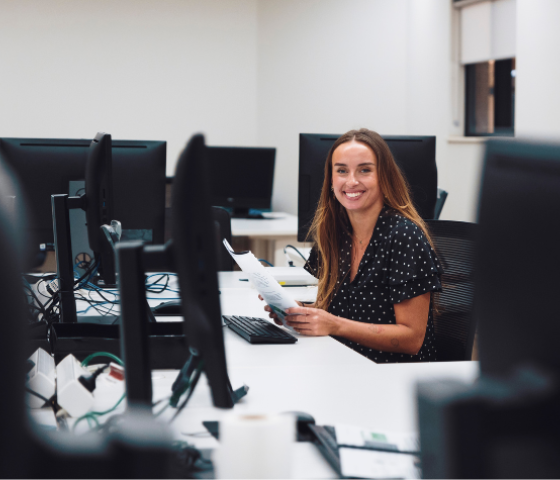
[258,294,302,326]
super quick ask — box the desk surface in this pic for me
[231,212,297,237]
[78,270,479,478]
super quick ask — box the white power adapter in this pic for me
[26,348,56,408]
[56,354,95,418]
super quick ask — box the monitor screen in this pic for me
[207,146,275,217]
[173,135,233,408]
[474,139,560,377]
[0,137,166,252]
[298,134,437,241]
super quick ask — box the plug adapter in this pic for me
[56,354,95,418]
[26,348,56,408]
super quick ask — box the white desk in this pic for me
[79,271,480,478]
[231,212,310,267]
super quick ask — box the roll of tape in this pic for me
[214,413,295,479]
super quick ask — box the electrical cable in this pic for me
[72,353,126,434]
[145,274,170,293]
[81,352,124,367]
[284,244,308,262]
[169,360,204,424]
[25,386,50,403]
[258,259,274,267]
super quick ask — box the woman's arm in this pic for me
[284,292,430,355]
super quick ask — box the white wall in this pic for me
[405,1,485,223]
[0,0,259,176]
[257,0,408,215]
[515,0,560,139]
[1,0,521,223]
[256,0,483,221]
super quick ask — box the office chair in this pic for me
[212,206,234,271]
[433,187,448,220]
[426,219,477,362]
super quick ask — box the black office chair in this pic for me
[212,207,233,271]
[433,187,448,220]
[426,220,477,362]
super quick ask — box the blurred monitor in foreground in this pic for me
[171,134,235,408]
[418,138,560,479]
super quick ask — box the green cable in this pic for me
[73,351,126,433]
[81,351,124,367]
[90,392,126,416]
[73,413,100,432]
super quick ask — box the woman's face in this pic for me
[331,140,383,214]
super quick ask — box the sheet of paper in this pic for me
[335,424,419,453]
[339,448,420,479]
[223,239,299,329]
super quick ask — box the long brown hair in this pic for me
[308,128,433,310]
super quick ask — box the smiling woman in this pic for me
[264,129,442,363]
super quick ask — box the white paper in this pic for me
[339,448,420,479]
[335,424,419,453]
[223,239,299,329]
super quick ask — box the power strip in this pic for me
[26,348,56,408]
[56,354,94,417]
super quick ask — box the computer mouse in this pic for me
[283,411,316,442]
[152,300,183,315]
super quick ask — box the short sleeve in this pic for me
[382,220,443,304]
[304,245,319,279]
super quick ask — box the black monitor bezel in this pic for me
[0,137,166,249]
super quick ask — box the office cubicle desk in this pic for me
[231,212,310,267]
[66,270,479,478]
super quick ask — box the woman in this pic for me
[265,128,442,363]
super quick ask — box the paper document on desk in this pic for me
[223,239,298,330]
[335,424,419,453]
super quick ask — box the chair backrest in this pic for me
[426,220,478,361]
[212,207,233,271]
[433,187,448,220]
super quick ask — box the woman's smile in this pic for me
[332,140,383,214]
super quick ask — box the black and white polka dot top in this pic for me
[304,205,443,363]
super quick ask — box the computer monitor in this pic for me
[172,135,234,408]
[82,133,117,285]
[0,156,29,478]
[298,133,437,241]
[418,138,560,479]
[0,137,166,252]
[207,145,275,218]
[85,133,114,257]
[115,134,236,409]
[474,138,560,377]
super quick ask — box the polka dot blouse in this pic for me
[304,205,443,363]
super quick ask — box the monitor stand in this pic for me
[231,208,265,219]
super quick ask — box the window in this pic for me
[456,0,516,137]
[465,58,515,136]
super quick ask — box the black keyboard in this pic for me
[222,315,298,344]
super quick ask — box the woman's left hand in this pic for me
[284,306,340,336]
